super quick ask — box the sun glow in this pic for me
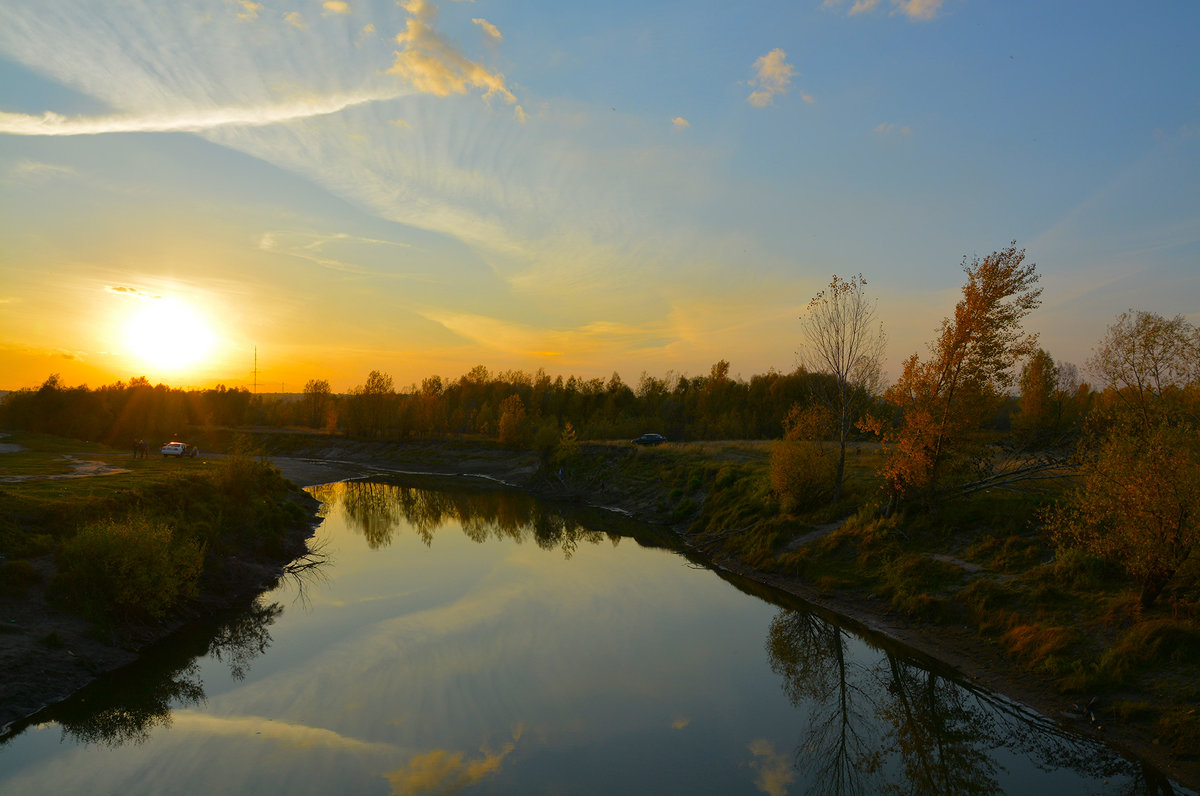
[124,298,216,373]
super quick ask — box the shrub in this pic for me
[53,515,205,622]
[769,440,836,513]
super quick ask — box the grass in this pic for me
[1,431,312,632]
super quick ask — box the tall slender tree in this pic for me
[799,274,887,502]
[864,243,1041,512]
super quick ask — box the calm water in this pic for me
[0,479,1188,795]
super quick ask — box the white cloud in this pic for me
[672,116,690,130]
[0,91,404,136]
[472,18,502,42]
[746,48,795,108]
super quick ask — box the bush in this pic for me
[769,440,836,513]
[53,515,205,622]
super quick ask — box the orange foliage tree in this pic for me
[1047,311,1200,608]
[861,243,1042,513]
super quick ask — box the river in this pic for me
[0,479,1189,794]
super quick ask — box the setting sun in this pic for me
[124,298,216,373]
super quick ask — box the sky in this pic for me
[1,0,1197,393]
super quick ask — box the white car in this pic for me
[161,441,197,458]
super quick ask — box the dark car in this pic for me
[632,433,667,446]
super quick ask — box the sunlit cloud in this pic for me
[513,104,528,123]
[472,18,502,42]
[389,0,518,104]
[384,735,518,796]
[747,739,796,796]
[746,48,794,108]
[672,717,691,729]
[284,11,308,29]
[0,91,404,136]
[389,118,412,129]
[895,0,943,19]
[232,0,262,21]
[106,285,161,300]
[323,1,351,15]
[672,116,690,130]
[358,22,377,43]
[824,0,944,20]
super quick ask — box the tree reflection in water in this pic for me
[767,608,1177,795]
[314,480,608,558]
[49,597,292,748]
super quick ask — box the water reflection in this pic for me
[766,609,1178,795]
[41,597,287,749]
[313,479,610,557]
[3,482,1189,795]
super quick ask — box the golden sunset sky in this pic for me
[1,1,1197,392]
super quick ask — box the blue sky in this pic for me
[1,0,1197,391]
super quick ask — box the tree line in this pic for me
[0,361,848,448]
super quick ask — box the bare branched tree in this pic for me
[799,274,887,501]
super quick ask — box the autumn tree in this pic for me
[345,370,395,438]
[770,403,837,512]
[497,394,531,446]
[799,274,886,501]
[302,379,332,429]
[863,243,1042,513]
[1048,311,1200,608]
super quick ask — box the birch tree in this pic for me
[799,274,887,502]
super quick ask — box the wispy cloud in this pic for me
[672,116,690,130]
[746,49,795,108]
[0,91,404,136]
[259,230,420,278]
[875,122,912,136]
[825,0,944,20]
[389,0,518,104]
[10,159,77,181]
[472,18,502,42]
[284,11,307,30]
[421,310,674,361]
[106,285,161,300]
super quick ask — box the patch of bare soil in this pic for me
[0,455,131,483]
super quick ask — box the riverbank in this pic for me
[0,444,322,735]
[260,440,1199,790]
